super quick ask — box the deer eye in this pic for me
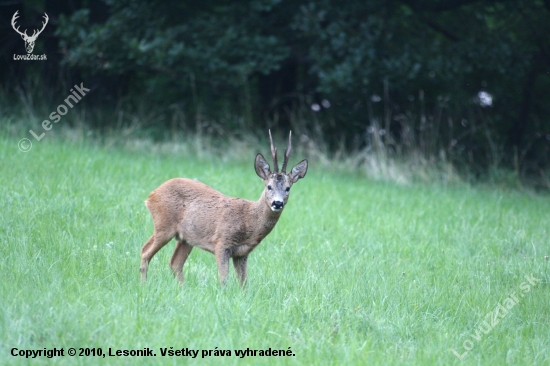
[285,187,290,192]
[267,185,272,190]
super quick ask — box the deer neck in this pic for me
[250,190,282,240]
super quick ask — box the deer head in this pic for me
[254,130,308,212]
[12,11,49,54]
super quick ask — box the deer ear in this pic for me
[255,153,271,179]
[289,159,308,183]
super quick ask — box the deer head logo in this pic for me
[11,10,49,54]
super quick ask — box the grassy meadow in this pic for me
[0,129,549,365]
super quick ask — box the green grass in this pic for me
[0,131,548,365]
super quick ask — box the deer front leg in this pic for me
[233,255,248,287]
[215,246,231,286]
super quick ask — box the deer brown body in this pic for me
[140,131,308,286]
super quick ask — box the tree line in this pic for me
[1,0,549,182]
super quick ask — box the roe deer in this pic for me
[140,130,308,286]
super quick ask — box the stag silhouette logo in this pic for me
[12,10,49,54]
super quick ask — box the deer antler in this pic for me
[11,11,27,38]
[11,11,48,40]
[30,13,49,39]
[268,129,279,173]
[281,131,292,173]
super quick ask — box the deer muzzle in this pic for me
[271,200,284,211]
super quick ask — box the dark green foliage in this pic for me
[3,0,550,181]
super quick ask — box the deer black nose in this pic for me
[272,201,284,210]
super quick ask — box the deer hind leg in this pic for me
[233,255,248,287]
[170,239,193,284]
[140,229,175,282]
